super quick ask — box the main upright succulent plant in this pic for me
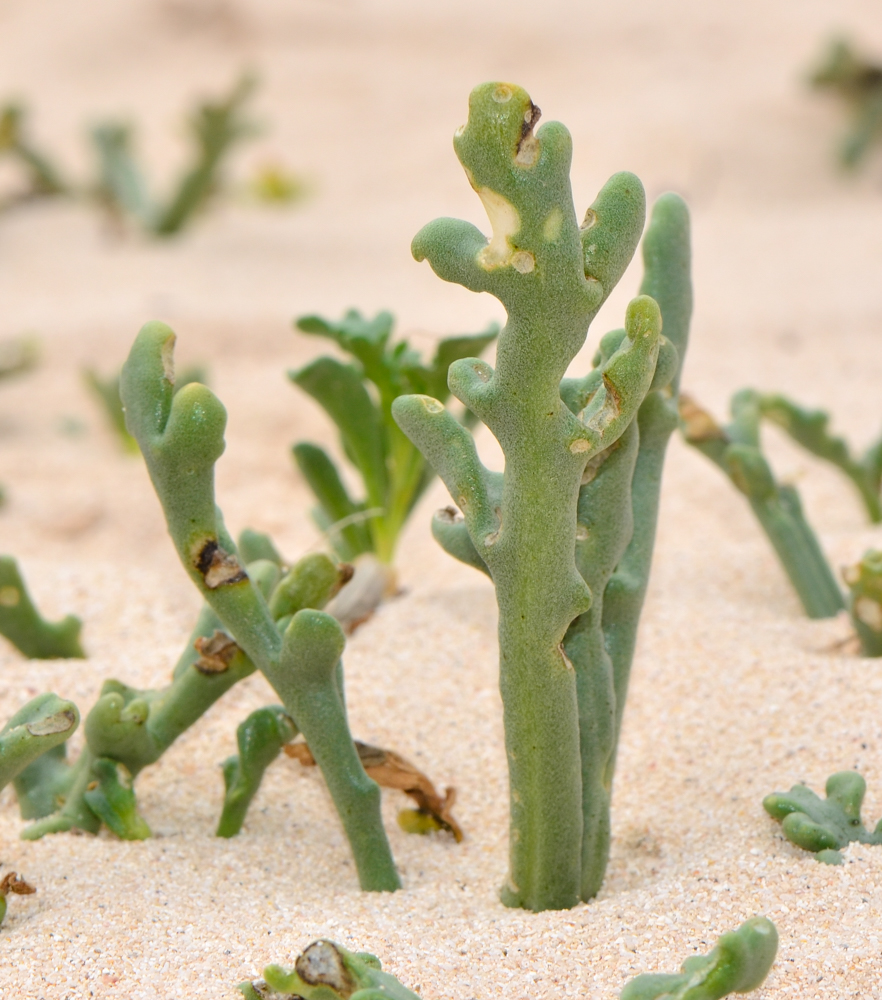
[393,82,691,910]
[111,323,400,891]
[290,310,497,565]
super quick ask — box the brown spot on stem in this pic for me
[195,540,247,589]
[194,631,239,674]
[515,102,542,166]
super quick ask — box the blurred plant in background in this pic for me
[810,37,882,169]
[0,74,305,236]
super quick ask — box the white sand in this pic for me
[2,1,882,996]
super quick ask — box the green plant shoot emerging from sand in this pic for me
[290,310,497,568]
[679,392,844,620]
[393,82,691,910]
[621,917,778,1000]
[764,771,882,864]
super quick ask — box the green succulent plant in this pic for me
[0,694,79,794]
[0,102,67,207]
[755,393,882,523]
[764,770,882,864]
[239,940,420,1000]
[392,82,691,910]
[621,917,778,1000]
[680,390,844,620]
[93,73,259,236]
[98,323,400,890]
[0,556,85,659]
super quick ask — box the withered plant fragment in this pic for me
[287,739,463,841]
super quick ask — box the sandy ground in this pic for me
[3,1,882,997]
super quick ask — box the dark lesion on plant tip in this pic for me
[286,739,463,842]
[194,539,248,589]
[515,101,542,167]
[194,630,240,674]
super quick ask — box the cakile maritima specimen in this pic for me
[393,82,691,910]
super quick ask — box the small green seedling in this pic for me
[216,704,298,838]
[393,82,691,910]
[83,363,207,453]
[112,323,399,890]
[291,309,497,569]
[680,392,844,619]
[755,393,882,523]
[809,37,882,169]
[0,872,36,928]
[0,556,85,659]
[764,771,882,864]
[239,940,420,1000]
[621,917,778,1000]
[843,549,882,656]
